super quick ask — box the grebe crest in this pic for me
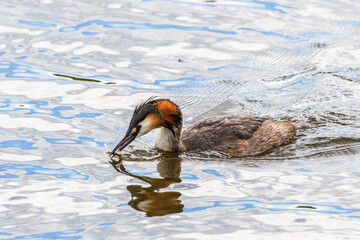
[110,98,297,157]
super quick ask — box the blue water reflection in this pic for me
[201,169,225,177]
[0,60,52,80]
[92,195,108,200]
[97,222,115,226]
[0,163,89,180]
[4,229,84,240]
[44,137,104,147]
[184,199,360,216]
[1,0,360,238]
[0,232,12,236]
[180,173,199,179]
[238,27,295,40]
[142,0,293,13]
[53,53,67,57]
[0,60,206,89]
[0,140,38,150]
[59,20,236,35]
[0,3,15,9]
[16,19,57,28]
[81,31,98,36]
[14,56,27,60]
[0,98,102,119]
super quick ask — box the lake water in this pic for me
[1,0,360,239]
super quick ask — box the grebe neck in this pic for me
[155,126,185,152]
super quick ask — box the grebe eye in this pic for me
[137,125,142,129]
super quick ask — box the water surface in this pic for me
[1,0,360,239]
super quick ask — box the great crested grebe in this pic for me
[109,98,297,157]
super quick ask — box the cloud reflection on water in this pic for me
[1,0,360,239]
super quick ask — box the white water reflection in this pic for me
[1,0,360,239]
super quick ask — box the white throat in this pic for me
[155,127,179,151]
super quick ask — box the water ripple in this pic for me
[43,137,105,147]
[16,19,57,28]
[1,0,360,238]
[59,20,236,35]
[184,199,360,216]
[238,27,296,40]
[0,164,89,180]
[4,228,85,240]
[201,169,225,177]
[142,0,294,13]
[0,140,38,150]
[0,60,213,90]
[0,98,102,119]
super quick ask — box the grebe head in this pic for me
[110,98,182,156]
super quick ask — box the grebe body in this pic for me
[110,98,297,157]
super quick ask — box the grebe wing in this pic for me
[182,115,267,151]
[226,120,296,156]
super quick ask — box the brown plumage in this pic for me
[109,98,297,157]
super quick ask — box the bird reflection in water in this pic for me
[109,156,184,217]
